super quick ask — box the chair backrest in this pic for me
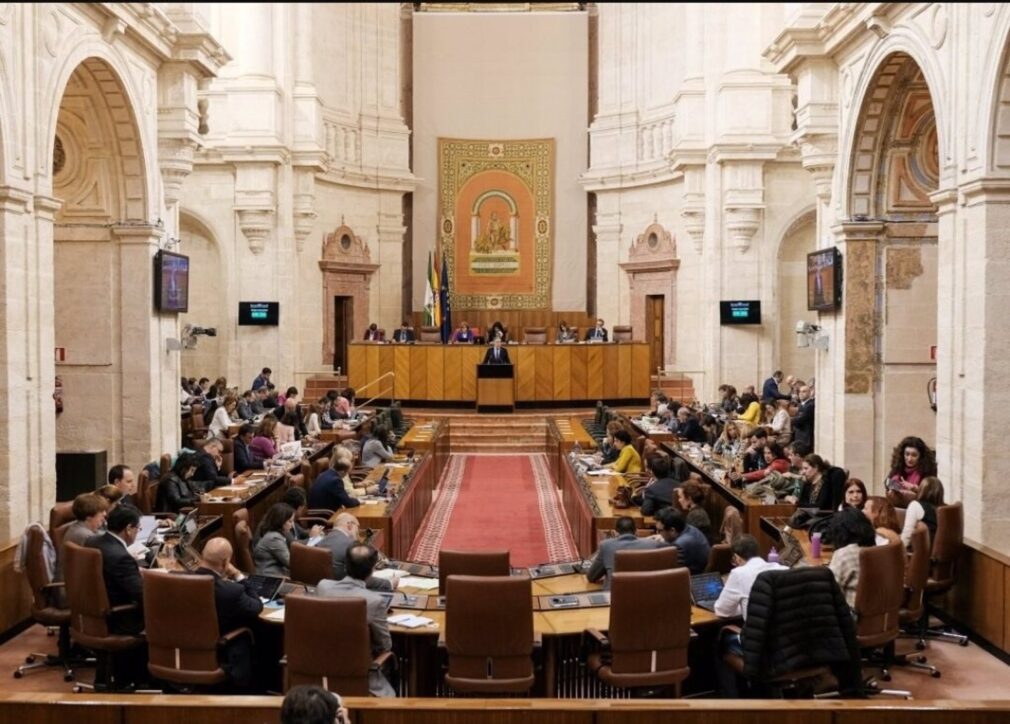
[438,550,510,594]
[930,502,963,589]
[233,520,256,574]
[310,457,330,485]
[608,569,691,678]
[523,327,547,344]
[613,546,680,573]
[613,325,633,342]
[704,543,733,575]
[143,571,226,684]
[49,502,75,541]
[901,525,930,621]
[233,509,250,528]
[52,520,74,551]
[218,437,234,475]
[444,575,534,693]
[419,326,442,342]
[284,593,372,695]
[290,542,333,587]
[853,541,905,648]
[135,469,153,515]
[63,542,113,642]
[24,526,58,613]
[160,454,173,478]
[190,404,207,430]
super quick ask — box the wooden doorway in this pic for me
[646,295,664,374]
[333,296,354,373]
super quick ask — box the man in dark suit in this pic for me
[792,384,815,449]
[637,455,681,516]
[195,538,262,690]
[85,505,145,635]
[585,318,609,342]
[193,438,231,490]
[234,423,264,474]
[363,323,384,341]
[392,321,415,343]
[315,513,394,592]
[761,370,791,404]
[108,464,137,509]
[586,516,661,589]
[482,337,511,365]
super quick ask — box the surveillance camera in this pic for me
[795,321,810,334]
[186,326,217,337]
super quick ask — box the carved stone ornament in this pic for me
[158,138,196,208]
[293,193,317,252]
[681,207,705,252]
[322,224,371,263]
[236,208,274,254]
[630,223,676,259]
[725,207,762,253]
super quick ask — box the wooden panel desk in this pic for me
[348,342,651,403]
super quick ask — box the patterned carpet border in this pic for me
[530,453,578,562]
[407,454,467,564]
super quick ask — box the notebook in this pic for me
[690,572,725,612]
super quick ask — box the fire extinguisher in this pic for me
[54,376,64,414]
[927,377,937,412]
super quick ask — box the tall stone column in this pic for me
[593,199,623,327]
[374,200,406,329]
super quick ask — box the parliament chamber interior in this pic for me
[1,3,1010,723]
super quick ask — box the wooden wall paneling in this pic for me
[442,347,463,400]
[409,347,428,400]
[833,707,1010,724]
[631,343,651,398]
[461,347,480,401]
[353,705,592,724]
[596,706,832,724]
[553,346,572,399]
[602,345,620,398]
[394,346,411,399]
[0,541,32,638]
[1,701,123,724]
[586,346,604,399]
[950,544,1005,648]
[379,347,395,396]
[426,347,445,400]
[365,345,381,391]
[535,346,554,401]
[616,344,632,398]
[348,344,367,391]
[515,347,536,401]
[1005,563,1010,653]
[122,704,281,724]
[569,345,587,400]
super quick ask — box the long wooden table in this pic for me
[348,342,652,403]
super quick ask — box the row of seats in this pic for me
[393,326,636,343]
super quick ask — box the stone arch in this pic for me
[772,209,817,384]
[981,4,1010,175]
[179,210,229,381]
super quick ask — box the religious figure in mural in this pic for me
[475,210,512,253]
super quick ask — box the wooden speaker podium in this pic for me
[476,363,514,412]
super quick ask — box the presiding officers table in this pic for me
[348,341,651,404]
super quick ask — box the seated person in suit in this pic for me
[488,320,508,343]
[363,323,383,342]
[586,516,661,590]
[253,503,295,577]
[308,458,361,512]
[195,538,262,690]
[156,452,203,513]
[317,543,396,696]
[361,425,397,468]
[556,321,577,343]
[108,465,137,509]
[193,438,231,490]
[653,506,710,574]
[450,321,475,344]
[482,337,511,365]
[392,320,415,343]
[676,481,713,542]
[85,505,145,635]
[637,454,680,516]
[672,407,706,443]
[606,430,642,474]
[54,493,110,585]
[315,513,395,591]
[585,318,609,342]
[282,485,323,543]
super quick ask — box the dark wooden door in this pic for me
[333,296,353,373]
[646,295,664,374]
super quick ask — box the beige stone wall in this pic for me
[776,214,817,384]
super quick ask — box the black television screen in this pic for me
[239,302,279,326]
[807,247,842,311]
[154,250,189,313]
[720,300,762,325]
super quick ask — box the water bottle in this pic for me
[768,546,779,564]
[573,441,583,460]
[810,532,822,559]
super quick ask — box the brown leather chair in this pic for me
[705,543,733,575]
[49,502,75,542]
[613,546,680,573]
[233,509,250,528]
[438,549,510,595]
[854,540,906,692]
[14,526,74,680]
[160,454,173,478]
[308,457,330,487]
[523,326,547,344]
[135,469,153,515]
[218,438,234,476]
[587,569,691,695]
[283,593,392,695]
[52,520,75,551]
[612,325,633,342]
[142,570,252,688]
[441,575,538,694]
[419,326,442,342]
[290,542,333,587]
[189,404,209,442]
[893,525,939,677]
[233,521,256,575]
[921,502,968,646]
[62,542,145,691]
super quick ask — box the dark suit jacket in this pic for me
[585,327,609,342]
[762,377,790,403]
[363,329,384,341]
[308,470,361,512]
[314,529,392,592]
[157,472,202,513]
[85,532,144,634]
[793,398,815,448]
[675,418,705,443]
[234,438,264,473]
[482,346,511,365]
[194,567,263,634]
[640,477,680,516]
[193,450,230,489]
[393,328,415,343]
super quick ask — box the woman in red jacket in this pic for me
[729,441,791,486]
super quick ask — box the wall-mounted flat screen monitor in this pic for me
[807,247,842,311]
[720,300,762,325]
[239,302,280,326]
[154,250,189,313]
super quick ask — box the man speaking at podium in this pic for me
[482,337,511,365]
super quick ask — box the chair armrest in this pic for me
[297,516,331,529]
[41,582,65,591]
[109,603,139,616]
[305,508,335,518]
[585,627,610,648]
[372,650,395,670]
[218,626,254,647]
[179,507,195,515]
[721,624,742,636]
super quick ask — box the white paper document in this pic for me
[387,614,435,629]
[396,576,439,590]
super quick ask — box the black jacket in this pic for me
[793,398,815,448]
[85,532,144,634]
[741,567,862,695]
[193,567,263,634]
[639,477,679,516]
[234,438,264,474]
[157,472,202,513]
[193,450,230,489]
[482,346,511,365]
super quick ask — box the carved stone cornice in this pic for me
[725,207,763,253]
[0,185,34,213]
[158,137,197,207]
[794,132,838,202]
[619,258,681,275]
[831,220,886,242]
[235,209,274,255]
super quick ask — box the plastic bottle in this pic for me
[768,546,779,564]
[810,532,822,559]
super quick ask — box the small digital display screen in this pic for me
[719,300,762,325]
[238,302,279,326]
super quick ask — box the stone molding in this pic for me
[235,208,274,255]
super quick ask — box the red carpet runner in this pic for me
[408,454,577,568]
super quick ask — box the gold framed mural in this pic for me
[438,138,554,310]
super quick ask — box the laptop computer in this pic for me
[376,470,390,496]
[690,572,725,612]
[245,574,287,601]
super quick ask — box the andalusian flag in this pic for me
[431,251,442,328]
[423,251,435,326]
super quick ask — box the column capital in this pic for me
[959,179,1010,206]
[0,185,33,213]
[831,220,885,241]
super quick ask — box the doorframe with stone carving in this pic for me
[619,223,679,370]
[319,225,379,366]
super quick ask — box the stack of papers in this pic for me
[396,576,439,590]
[387,614,436,629]
[264,607,286,622]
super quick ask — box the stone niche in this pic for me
[618,222,680,368]
[319,225,379,365]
